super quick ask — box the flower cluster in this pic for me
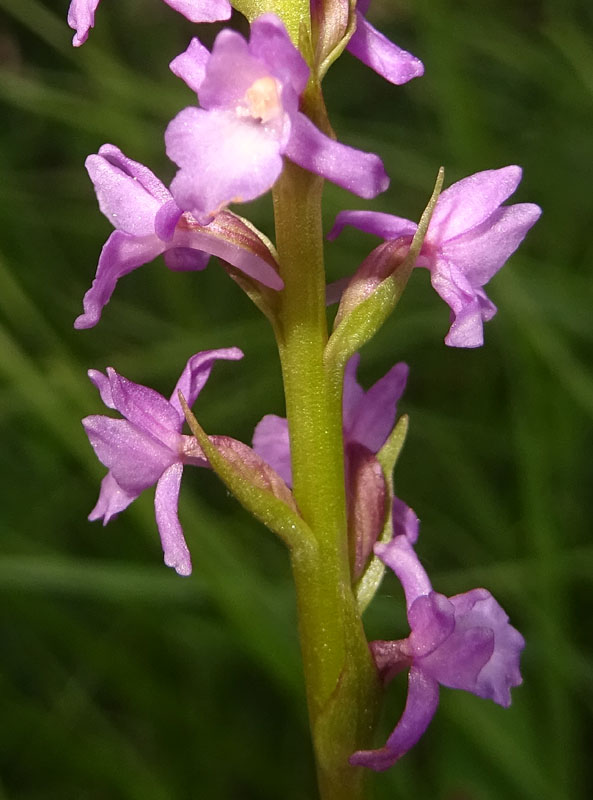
[70,0,535,779]
[351,506,525,770]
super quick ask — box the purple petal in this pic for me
[347,10,424,85]
[328,210,417,242]
[163,248,211,271]
[88,368,115,409]
[391,496,419,544]
[96,144,172,204]
[198,29,272,111]
[166,107,285,225]
[82,416,176,494]
[169,347,244,423]
[342,354,365,433]
[350,666,439,770]
[440,203,542,286]
[68,0,100,47]
[85,153,162,237]
[375,535,432,609]
[418,617,494,693]
[430,257,487,348]
[170,37,211,94]
[428,166,523,244]
[249,14,309,97]
[88,472,137,524]
[346,361,409,452]
[155,200,184,242]
[449,589,525,706]
[74,230,165,330]
[406,593,456,658]
[106,368,184,439]
[285,113,389,199]
[163,0,231,24]
[154,462,192,576]
[252,414,292,486]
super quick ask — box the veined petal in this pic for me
[163,0,231,24]
[88,472,137,524]
[169,347,244,423]
[252,414,292,486]
[68,0,100,47]
[375,536,432,609]
[166,107,284,225]
[440,203,542,286]
[170,37,211,94]
[106,369,184,438]
[155,462,192,576]
[328,210,417,242]
[285,113,389,199]
[428,166,523,244]
[350,666,439,770]
[346,361,409,452]
[74,230,165,329]
[82,416,176,494]
[347,10,424,85]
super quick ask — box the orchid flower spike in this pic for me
[350,513,525,770]
[165,14,389,225]
[82,348,243,575]
[253,353,411,578]
[75,144,281,329]
[68,0,231,47]
[329,166,542,347]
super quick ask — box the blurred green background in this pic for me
[0,0,591,797]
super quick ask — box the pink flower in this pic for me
[83,348,242,575]
[75,144,281,329]
[68,0,231,47]
[165,14,389,225]
[329,166,542,347]
[350,521,525,770]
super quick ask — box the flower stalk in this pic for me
[273,161,380,798]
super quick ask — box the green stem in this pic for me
[273,162,380,800]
